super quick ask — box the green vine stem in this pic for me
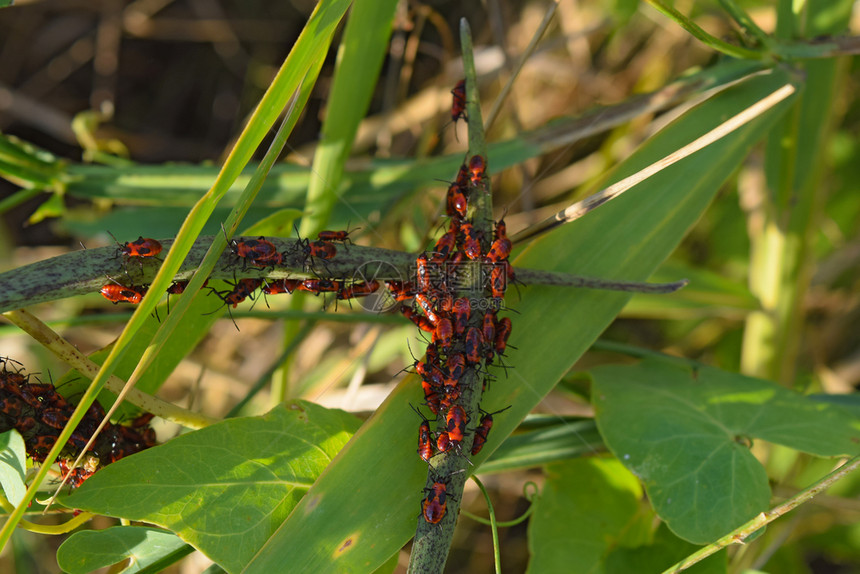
[0,498,94,535]
[460,481,539,528]
[662,455,860,573]
[470,475,502,574]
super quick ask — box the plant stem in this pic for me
[662,455,860,573]
[0,236,685,313]
[407,18,491,574]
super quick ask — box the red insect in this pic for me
[414,293,441,326]
[417,419,435,463]
[117,420,157,451]
[100,283,147,305]
[452,298,471,335]
[263,278,304,295]
[231,237,283,268]
[425,342,440,365]
[494,316,513,356]
[446,182,468,220]
[402,306,435,333]
[445,405,468,449]
[445,252,466,284]
[490,265,507,299]
[435,430,451,453]
[17,414,37,434]
[440,376,461,408]
[482,312,496,346]
[433,318,454,352]
[415,357,444,387]
[464,327,484,365]
[471,406,512,456]
[299,279,342,295]
[415,254,433,295]
[455,162,470,189]
[210,278,263,309]
[40,408,70,430]
[385,281,417,302]
[337,280,380,300]
[166,279,208,313]
[0,396,24,420]
[306,239,337,260]
[422,480,454,525]
[468,155,487,187]
[167,281,189,295]
[450,79,467,125]
[446,353,465,381]
[432,227,458,263]
[495,217,507,241]
[411,405,435,463]
[485,236,512,264]
[459,222,482,260]
[317,228,358,244]
[58,458,97,489]
[421,378,442,416]
[110,233,162,260]
[28,434,57,462]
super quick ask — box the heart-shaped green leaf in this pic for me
[591,359,860,543]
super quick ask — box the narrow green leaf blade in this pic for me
[65,401,361,573]
[591,359,860,543]
[301,0,399,235]
[479,419,604,474]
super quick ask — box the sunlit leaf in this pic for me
[66,401,361,573]
[591,359,860,543]
[527,457,646,573]
[0,430,26,506]
[57,526,191,574]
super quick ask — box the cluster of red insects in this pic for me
[392,81,515,528]
[99,230,380,315]
[0,357,157,488]
[96,80,511,526]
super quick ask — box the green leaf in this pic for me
[57,526,191,574]
[527,457,646,573]
[241,208,304,237]
[605,523,727,574]
[590,359,860,543]
[27,192,65,224]
[0,430,26,506]
[241,67,799,573]
[66,401,361,573]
